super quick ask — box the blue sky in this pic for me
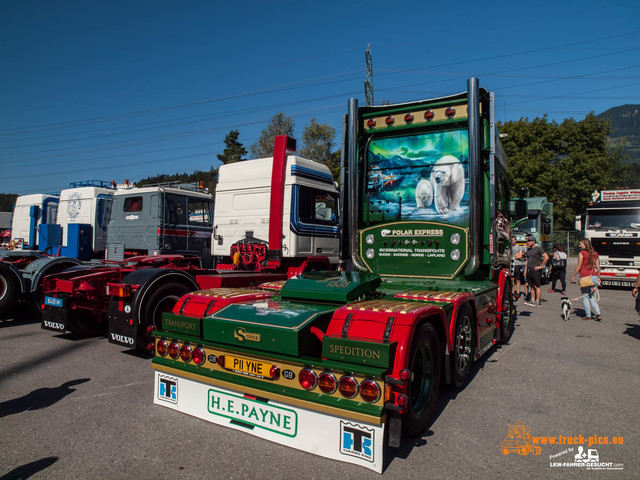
[1,0,638,196]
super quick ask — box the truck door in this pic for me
[186,196,213,257]
[95,194,113,252]
[163,192,189,254]
[293,186,340,260]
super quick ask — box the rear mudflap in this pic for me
[107,302,138,348]
[41,305,68,333]
[153,368,385,472]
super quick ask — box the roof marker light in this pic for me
[424,110,435,121]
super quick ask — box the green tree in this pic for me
[249,113,295,158]
[217,130,247,164]
[499,113,625,229]
[299,118,339,180]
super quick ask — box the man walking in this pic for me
[524,235,549,307]
[511,235,527,300]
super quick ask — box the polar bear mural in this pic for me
[429,155,465,214]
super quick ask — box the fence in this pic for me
[552,230,583,256]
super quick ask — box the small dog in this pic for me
[561,297,572,321]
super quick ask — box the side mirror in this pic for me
[513,199,527,222]
[542,219,551,235]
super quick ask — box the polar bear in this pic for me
[430,155,465,214]
[415,178,433,208]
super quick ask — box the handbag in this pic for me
[579,276,595,288]
[552,258,567,268]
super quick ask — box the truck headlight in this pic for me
[450,233,461,245]
[450,249,461,261]
[366,249,375,259]
[365,234,375,245]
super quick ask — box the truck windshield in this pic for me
[586,208,640,229]
[363,128,469,227]
[516,215,539,233]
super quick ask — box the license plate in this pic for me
[45,296,63,308]
[225,354,275,379]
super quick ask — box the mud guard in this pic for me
[108,268,199,348]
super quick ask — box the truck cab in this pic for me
[212,152,339,269]
[107,182,213,266]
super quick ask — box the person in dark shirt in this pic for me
[524,235,549,306]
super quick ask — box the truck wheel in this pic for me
[452,303,474,387]
[500,285,515,344]
[403,323,441,437]
[139,282,193,347]
[66,309,107,337]
[0,268,18,314]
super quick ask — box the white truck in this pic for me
[577,189,640,288]
[213,135,340,272]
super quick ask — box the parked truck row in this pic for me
[38,136,340,351]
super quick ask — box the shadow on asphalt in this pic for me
[384,336,509,471]
[0,304,39,328]
[0,378,90,419]
[0,457,59,480]
[623,323,640,340]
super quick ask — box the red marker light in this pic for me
[404,113,414,124]
[360,380,381,403]
[338,376,358,398]
[318,372,337,394]
[299,368,318,390]
[424,110,435,121]
[192,347,206,366]
[385,116,395,126]
[180,344,192,363]
[168,342,180,360]
[367,119,376,129]
[156,339,168,357]
[445,107,456,118]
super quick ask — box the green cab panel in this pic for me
[280,270,381,303]
[203,300,336,356]
[322,335,396,369]
[359,221,468,279]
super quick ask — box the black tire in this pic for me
[66,309,107,337]
[0,267,18,314]
[139,282,193,347]
[452,303,474,387]
[499,284,515,344]
[402,323,441,438]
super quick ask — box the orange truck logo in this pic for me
[501,423,542,455]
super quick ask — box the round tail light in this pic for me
[359,380,381,403]
[217,354,225,368]
[299,368,318,390]
[338,376,358,398]
[179,344,192,363]
[269,365,280,380]
[156,339,168,357]
[168,342,180,359]
[318,372,337,394]
[192,347,206,366]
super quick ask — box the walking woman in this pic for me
[548,243,567,294]
[570,238,602,321]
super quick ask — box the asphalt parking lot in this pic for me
[1,259,638,479]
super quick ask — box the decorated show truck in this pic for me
[576,189,640,287]
[150,79,522,471]
[41,136,339,351]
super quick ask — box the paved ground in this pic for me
[1,258,638,479]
